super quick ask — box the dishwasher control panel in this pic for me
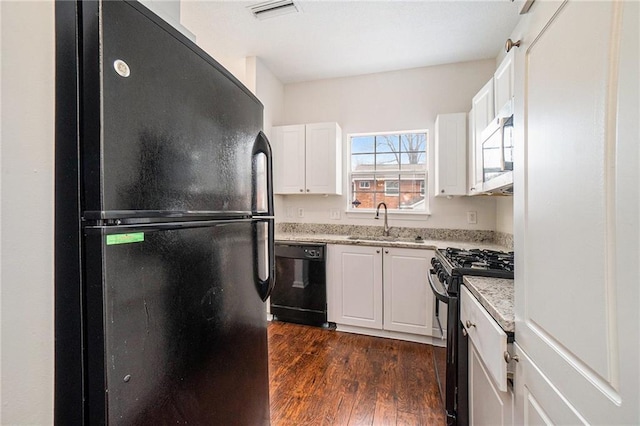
[303,248,323,259]
[275,242,325,261]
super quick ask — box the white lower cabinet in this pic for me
[469,342,514,426]
[327,244,434,338]
[462,286,514,425]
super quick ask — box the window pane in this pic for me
[352,153,375,171]
[398,174,426,210]
[400,152,426,170]
[401,133,426,153]
[376,135,399,153]
[375,153,399,169]
[352,135,375,154]
[351,191,376,209]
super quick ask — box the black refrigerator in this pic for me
[54,1,275,424]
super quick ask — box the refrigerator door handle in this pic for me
[252,131,274,216]
[252,132,275,301]
[254,218,275,301]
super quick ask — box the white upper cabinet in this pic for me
[493,50,515,116]
[272,125,306,194]
[469,79,494,195]
[272,122,342,195]
[513,1,639,424]
[434,113,467,197]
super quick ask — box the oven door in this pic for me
[481,114,514,193]
[428,268,458,425]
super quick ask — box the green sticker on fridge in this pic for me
[106,232,145,245]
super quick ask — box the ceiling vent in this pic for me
[248,0,301,20]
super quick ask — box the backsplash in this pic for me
[494,232,514,250]
[277,223,512,246]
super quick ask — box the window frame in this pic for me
[359,181,371,189]
[347,129,430,216]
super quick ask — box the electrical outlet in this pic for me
[297,207,304,218]
[329,209,341,220]
[467,211,477,224]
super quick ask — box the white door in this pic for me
[469,79,494,194]
[493,50,514,116]
[273,124,305,194]
[468,343,514,426]
[382,248,434,336]
[328,244,383,329]
[304,122,341,195]
[435,113,467,197]
[513,1,639,424]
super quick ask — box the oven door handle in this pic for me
[434,300,445,340]
[428,268,450,303]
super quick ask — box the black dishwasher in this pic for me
[271,242,327,327]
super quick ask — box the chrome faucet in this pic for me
[375,202,390,237]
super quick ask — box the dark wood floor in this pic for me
[267,321,446,425]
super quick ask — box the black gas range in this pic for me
[428,247,514,426]
[434,247,514,292]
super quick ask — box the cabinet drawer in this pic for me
[461,285,508,392]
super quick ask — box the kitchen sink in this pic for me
[347,235,424,243]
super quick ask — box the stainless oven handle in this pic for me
[428,268,450,303]
[434,300,445,340]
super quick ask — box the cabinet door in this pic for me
[382,248,433,335]
[273,125,305,194]
[513,1,639,424]
[328,245,382,329]
[493,50,514,116]
[304,123,342,195]
[469,79,494,194]
[434,113,467,197]
[468,342,513,426]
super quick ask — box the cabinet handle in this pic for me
[306,189,310,192]
[462,328,468,337]
[440,189,445,193]
[376,250,380,254]
[505,38,521,53]
[299,189,303,192]
[470,187,475,191]
[504,351,520,363]
[465,320,476,329]
[384,250,389,254]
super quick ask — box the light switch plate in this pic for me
[329,209,341,220]
[467,211,477,224]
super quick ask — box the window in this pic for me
[349,131,428,212]
[384,180,399,195]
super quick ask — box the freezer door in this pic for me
[84,220,270,425]
[81,1,263,215]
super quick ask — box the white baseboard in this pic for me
[335,324,447,347]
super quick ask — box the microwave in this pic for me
[480,112,514,194]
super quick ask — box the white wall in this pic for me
[279,60,498,230]
[139,0,195,41]
[180,1,249,85]
[0,1,55,424]
[495,197,514,234]
[255,58,284,140]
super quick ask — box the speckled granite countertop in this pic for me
[463,276,514,333]
[275,223,513,252]
[275,232,510,252]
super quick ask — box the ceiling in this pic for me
[181,1,522,84]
